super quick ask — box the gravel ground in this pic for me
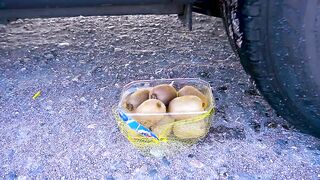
[0,14,320,179]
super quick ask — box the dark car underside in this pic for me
[0,0,221,27]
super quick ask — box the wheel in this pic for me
[221,0,320,137]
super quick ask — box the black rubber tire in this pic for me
[221,0,320,137]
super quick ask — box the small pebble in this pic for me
[80,97,87,102]
[8,149,15,161]
[107,26,115,29]
[227,176,234,180]
[267,122,277,128]
[102,151,111,157]
[44,53,54,59]
[17,175,27,180]
[198,71,210,78]
[162,175,170,180]
[114,47,122,52]
[73,127,81,133]
[149,148,165,158]
[87,124,97,129]
[72,75,81,82]
[276,139,288,148]
[234,172,255,180]
[219,166,229,176]
[188,154,194,158]
[44,105,53,111]
[148,169,158,177]
[162,156,170,166]
[217,85,228,92]
[189,159,204,169]
[58,42,70,47]
[105,175,115,180]
[7,171,17,180]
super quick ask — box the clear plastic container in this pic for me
[113,78,214,148]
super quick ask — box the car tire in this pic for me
[221,0,320,137]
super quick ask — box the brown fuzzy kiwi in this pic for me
[168,95,204,120]
[133,99,166,128]
[124,89,149,111]
[178,85,209,109]
[149,84,177,106]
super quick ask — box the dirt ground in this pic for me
[0,14,319,179]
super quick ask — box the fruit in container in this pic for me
[173,119,207,139]
[124,88,150,111]
[178,85,209,109]
[168,95,204,120]
[149,84,177,106]
[151,116,174,138]
[134,99,166,128]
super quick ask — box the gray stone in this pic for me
[148,169,158,177]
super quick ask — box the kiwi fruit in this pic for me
[168,95,204,120]
[134,99,166,128]
[173,119,207,139]
[124,89,150,111]
[178,86,209,109]
[149,84,177,106]
[151,116,174,138]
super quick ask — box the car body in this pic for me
[0,0,219,23]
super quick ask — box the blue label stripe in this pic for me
[118,111,159,140]
[119,111,128,122]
